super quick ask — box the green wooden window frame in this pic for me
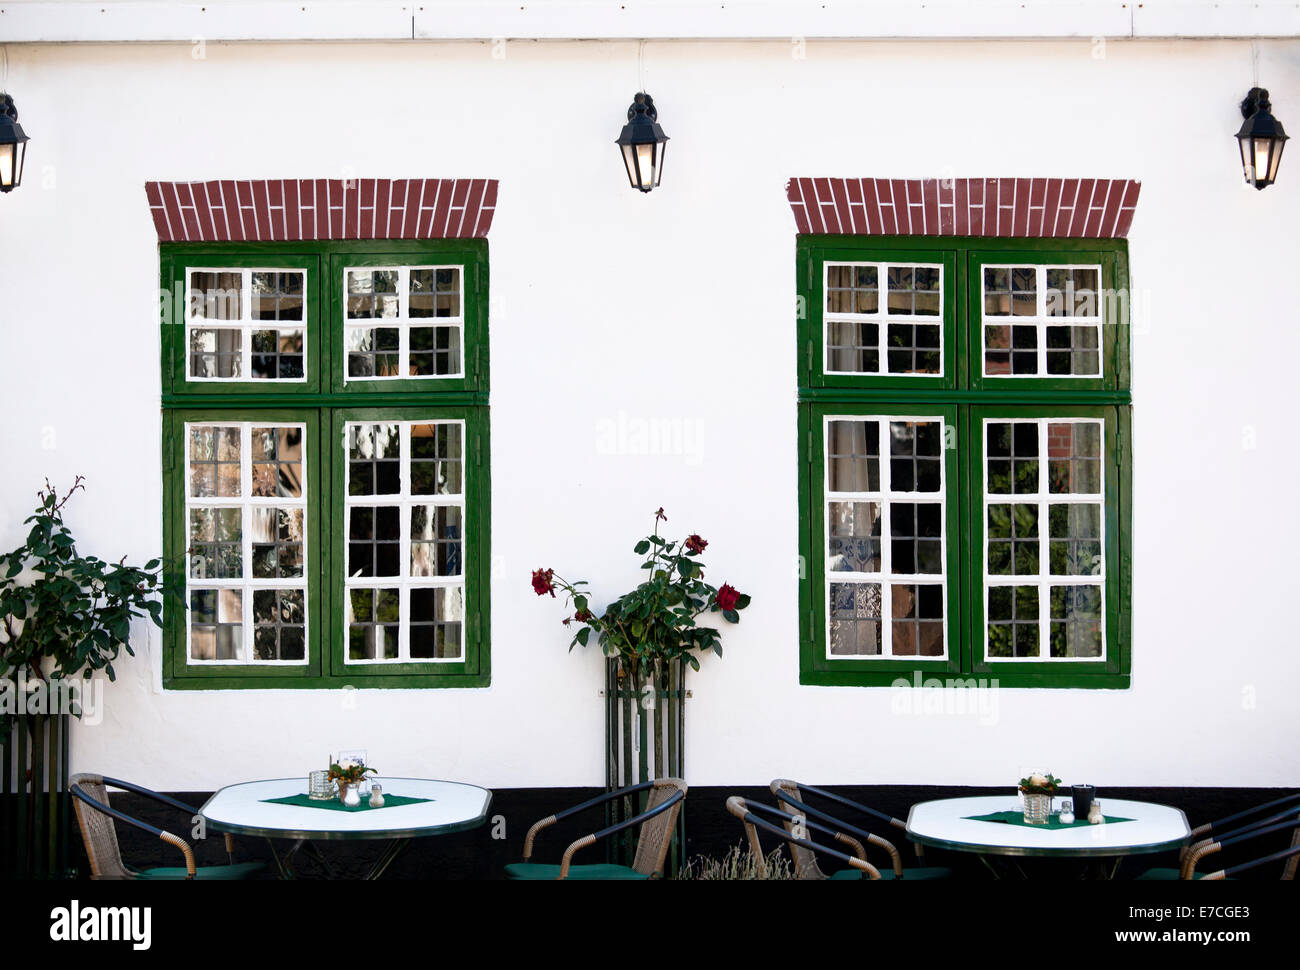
[798,237,1131,689]
[161,240,490,689]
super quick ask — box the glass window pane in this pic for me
[827,500,881,573]
[891,583,944,657]
[889,420,942,493]
[251,426,303,498]
[827,420,880,493]
[410,267,462,318]
[410,423,462,495]
[987,585,1038,658]
[827,321,879,373]
[251,271,304,321]
[189,426,241,498]
[348,424,400,496]
[189,328,242,378]
[829,582,882,656]
[347,587,400,660]
[1049,585,1103,658]
[410,587,464,659]
[347,269,399,319]
[190,271,241,320]
[1047,422,1102,494]
[348,506,400,577]
[826,264,878,314]
[410,505,462,578]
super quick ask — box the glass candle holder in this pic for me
[308,770,334,800]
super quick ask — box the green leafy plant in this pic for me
[531,508,751,674]
[328,759,376,786]
[0,479,165,737]
[675,843,794,880]
[1019,772,1063,795]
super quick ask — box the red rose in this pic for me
[575,609,595,623]
[716,583,740,612]
[685,534,708,555]
[531,568,556,597]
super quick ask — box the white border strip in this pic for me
[3,1,1298,44]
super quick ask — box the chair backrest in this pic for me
[631,778,687,876]
[771,779,828,880]
[69,773,132,880]
[725,795,770,876]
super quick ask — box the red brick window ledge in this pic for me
[145,178,499,242]
[787,177,1140,238]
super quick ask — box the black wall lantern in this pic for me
[1236,87,1287,190]
[0,93,29,193]
[616,92,668,193]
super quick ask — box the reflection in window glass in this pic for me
[185,422,309,665]
[984,418,1104,660]
[824,417,947,659]
[186,269,306,382]
[344,420,467,663]
[824,263,943,376]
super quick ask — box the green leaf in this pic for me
[734,593,751,610]
[576,626,591,647]
[634,539,651,555]
[722,609,740,624]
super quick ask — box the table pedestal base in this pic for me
[266,837,410,880]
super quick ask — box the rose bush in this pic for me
[532,508,750,674]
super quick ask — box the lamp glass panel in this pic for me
[0,143,13,187]
[635,143,656,190]
[620,143,638,189]
[1255,140,1272,183]
[1266,138,1285,183]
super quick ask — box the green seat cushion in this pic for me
[1135,868,1222,881]
[137,861,265,881]
[828,866,952,881]
[504,862,651,881]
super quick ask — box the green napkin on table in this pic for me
[261,793,432,813]
[964,810,1133,829]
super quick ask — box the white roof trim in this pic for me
[1,0,1298,44]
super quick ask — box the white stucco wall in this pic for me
[0,36,1296,790]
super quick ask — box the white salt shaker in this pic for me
[369,784,385,808]
[1088,799,1104,824]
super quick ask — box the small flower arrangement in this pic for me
[532,508,750,675]
[329,759,376,787]
[1019,772,1062,795]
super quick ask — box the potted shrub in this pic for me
[532,507,751,872]
[0,478,166,875]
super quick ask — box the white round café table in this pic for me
[906,795,1190,878]
[200,778,493,879]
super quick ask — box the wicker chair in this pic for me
[770,778,951,880]
[71,774,264,880]
[505,778,686,880]
[725,795,881,879]
[1137,800,1300,881]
